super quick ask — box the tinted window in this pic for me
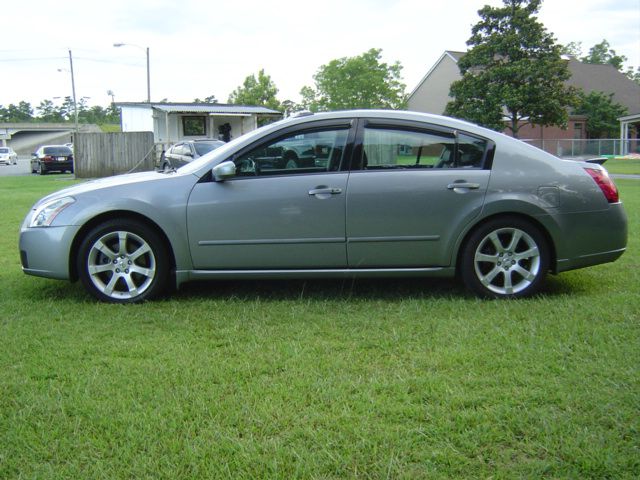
[43,147,72,156]
[361,128,455,169]
[234,129,349,177]
[0,148,9,153]
[194,141,224,156]
[457,133,487,168]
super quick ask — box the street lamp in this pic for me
[113,43,151,103]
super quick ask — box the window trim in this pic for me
[221,119,357,181]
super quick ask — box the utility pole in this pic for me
[68,49,78,132]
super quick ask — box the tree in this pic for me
[193,95,218,104]
[560,41,582,57]
[445,0,577,137]
[574,91,627,138]
[228,69,281,110]
[36,100,64,122]
[625,66,640,85]
[0,102,34,122]
[300,48,407,112]
[581,39,627,71]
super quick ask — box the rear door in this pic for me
[346,119,492,268]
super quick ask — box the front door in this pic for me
[187,125,352,270]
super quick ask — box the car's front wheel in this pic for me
[460,217,549,298]
[77,219,169,303]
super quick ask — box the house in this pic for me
[116,102,282,147]
[408,51,640,154]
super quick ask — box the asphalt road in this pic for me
[0,157,32,176]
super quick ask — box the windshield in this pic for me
[194,141,225,156]
[0,148,9,153]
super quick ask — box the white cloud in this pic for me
[2,0,638,109]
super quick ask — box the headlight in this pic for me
[30,197,76,227]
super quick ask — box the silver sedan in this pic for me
[19,111,627,302]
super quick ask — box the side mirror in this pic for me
[212,161,236,182]
[31,153,37,159]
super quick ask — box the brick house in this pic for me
[408,51,640,155]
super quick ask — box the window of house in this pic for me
[233,128,349,177]
[182,116,206,136]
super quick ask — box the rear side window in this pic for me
[457,133,487,168]
[357,127,488,170]
[361,128,455,169]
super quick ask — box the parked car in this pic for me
[31,145,74,175]
[160,139,225,170]
[19,110,627,303]
[0,146,18,165]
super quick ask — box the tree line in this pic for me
[2,0,636,140]
[0,97,120,125]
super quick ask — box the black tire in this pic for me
[37,162,46,175]
[77,219,170,303]
[460,216,549,299]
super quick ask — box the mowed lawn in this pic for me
[0,175,638,479]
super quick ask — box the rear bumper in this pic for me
[42,161,73,171]
[555,203,627,273]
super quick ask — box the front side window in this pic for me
[359,128,487,170]
[182,116,206,136]
[233,128,349,177]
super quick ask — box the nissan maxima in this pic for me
[19,111,627,303]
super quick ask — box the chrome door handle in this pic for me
[447,182,480,190]
[308,187,343,195]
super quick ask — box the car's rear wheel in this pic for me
[37,162,46,175]
[460,217,549,298]
[77,219,169,303]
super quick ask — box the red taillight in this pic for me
[584,167,619,203]
[43,155,54,162]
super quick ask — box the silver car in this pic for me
[19,111,627,303]
[0,146,18,165]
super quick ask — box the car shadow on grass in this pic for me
[173,277,466,302]
[17,272,592,305]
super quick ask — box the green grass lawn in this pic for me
[605,158,640,175]
[1,175,638,478]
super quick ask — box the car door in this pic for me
[346,120,492,268]
[187,120,355,270]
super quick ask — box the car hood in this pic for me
[34,170,187,206]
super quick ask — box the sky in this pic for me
[2,0,639,110]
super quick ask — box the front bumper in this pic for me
[19,225,81,280]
